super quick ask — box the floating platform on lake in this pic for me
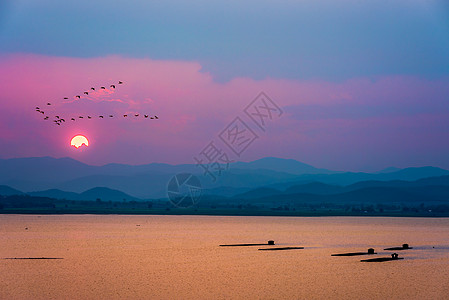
[361,253,403,262]
[220,240,275,247]
[3,257,63,260]
[258,247,304,251]
[384,243,412,251]
[332,248,376,256]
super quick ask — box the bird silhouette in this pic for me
[55,123,61,126]
[109,115,113,117]
[76,95,81,98]
[60,119,65,122]
[47,103,51,105]
[36,107,40,109]
[40,111,45,114]
[87,116,92,119]
[99,115,104,118]
[79,116,84,119]
[101,87,105,89]
[150,117,154,119]
[123,114,128,117]
[144,115,148,118]
[55,116,60,119]
[135,114,139,117]
[155,116,159,119]
[64,97,68,100]
[118,81,123,84]
[91,87,95,90]
[71,118,75,121]
[110,85,115,88]
[84,92,89,95]
[44,116,49,120]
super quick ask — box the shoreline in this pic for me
[1,208,448,218]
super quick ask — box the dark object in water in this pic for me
[332,248,376,256]
[220,240,275,247]
[361,253,403,262]
[3,257,63,260]
[384,244,412,251]
[258,247,304,251]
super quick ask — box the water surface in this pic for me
[1,215,448,299]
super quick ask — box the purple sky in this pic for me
[0,0,448,171]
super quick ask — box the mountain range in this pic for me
[0,156,448,203]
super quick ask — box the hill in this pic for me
[0,185,25,196]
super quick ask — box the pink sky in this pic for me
[0,54,448,171]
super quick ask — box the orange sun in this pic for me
[71,135,89,148]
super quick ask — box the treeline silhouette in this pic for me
[0,195,154,211]
[1,193,449,215]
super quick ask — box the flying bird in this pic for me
[109,115,113,117]
[55,116,60,119]
[84,92,89,95]
[40,111,45,114]
[76,95,81,99]
[155,116,159,119]
[79,116,84,119]
[123,114,128,117]
[144,115,148,118]
[60,119,65,122]
[64,97,68,100]
[99,115,104,118]
[44,116,49,120]
[101,87,105,89]
[110,85,115,88]
[91,87,95,90]
[71,118,75,121]
[35,107,40,109]
[47,103,51,105]
[87,116,92,119]
[134,114,139,117]
[118,81,123,84]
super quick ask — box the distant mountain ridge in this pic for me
[0,185,25,196]
[29,187,141,202]
[0,156,448,199]
[1,175,448,206]
[232,157,336,175]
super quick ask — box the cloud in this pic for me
[0,0,448,81]
[0,53,448,171]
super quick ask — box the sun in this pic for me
[71,135,89,149]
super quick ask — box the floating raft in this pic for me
[3,257,63,260]
[384,243,412,251]
[220,240,275,247]
[332,248,376,256]
[361,253,403,262]
[258,247,304,251]
[361,257,404,262]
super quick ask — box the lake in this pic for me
[1,215,448,299]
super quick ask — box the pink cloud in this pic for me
[0,53,448,170]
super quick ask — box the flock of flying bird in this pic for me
[35,81,159,126]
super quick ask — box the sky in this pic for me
[0,0,448,171]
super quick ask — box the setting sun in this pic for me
[70,135,89,149]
